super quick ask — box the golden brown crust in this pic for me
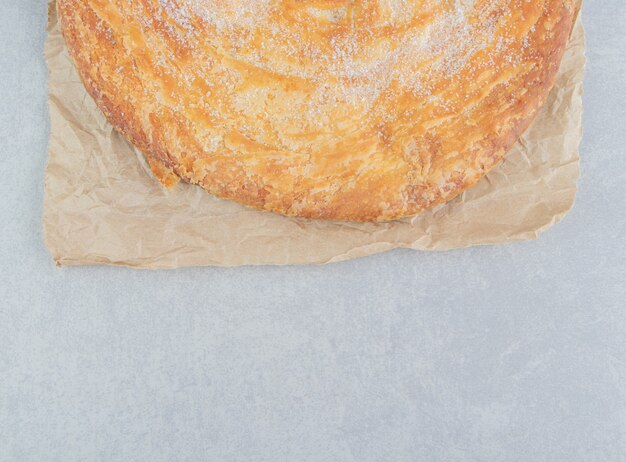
[57,0,576,222]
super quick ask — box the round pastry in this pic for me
[57,0,577,222]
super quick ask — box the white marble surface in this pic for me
[1,1,625,460]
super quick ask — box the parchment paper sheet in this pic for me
[43,3,585,268]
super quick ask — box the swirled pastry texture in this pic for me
[58,0,576,221]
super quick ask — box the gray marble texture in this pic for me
[1,1,625,460]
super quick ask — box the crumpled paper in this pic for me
[43,2,585,268]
